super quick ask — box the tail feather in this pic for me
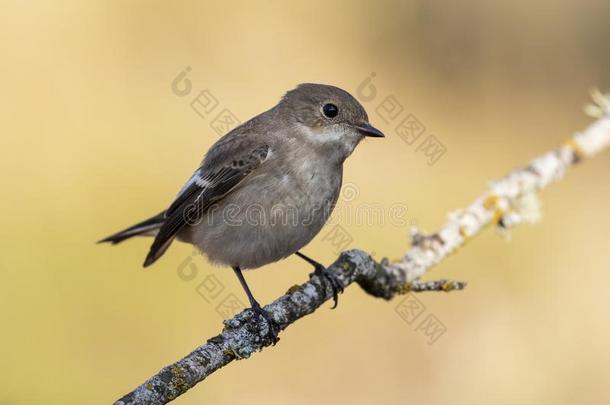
[143,235,176,267]
[98,212,166,245]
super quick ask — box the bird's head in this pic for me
[278,83,384,160]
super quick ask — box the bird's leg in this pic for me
[295,251,344,309]
[232,266,279,344]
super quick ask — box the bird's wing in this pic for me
[143,144,270,267]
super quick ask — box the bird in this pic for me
[99,83,384,342]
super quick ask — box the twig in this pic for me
[115,91,610,405]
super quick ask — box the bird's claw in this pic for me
[250,304,280,345]
[310,265,344,309]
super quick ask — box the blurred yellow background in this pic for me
[1,0,610,404]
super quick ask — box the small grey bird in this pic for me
[99,83,384,341]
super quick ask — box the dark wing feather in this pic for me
[143,145,270,267]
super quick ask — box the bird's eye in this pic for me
[322,103,339,118]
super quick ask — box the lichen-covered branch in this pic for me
[115,91,610,405]
[388,90,610,283]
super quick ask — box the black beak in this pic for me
[356,122,384,138]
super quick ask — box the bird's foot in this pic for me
[250,303,280,345]
[309,264,344,309]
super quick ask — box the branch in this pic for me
[115,91,610,405]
